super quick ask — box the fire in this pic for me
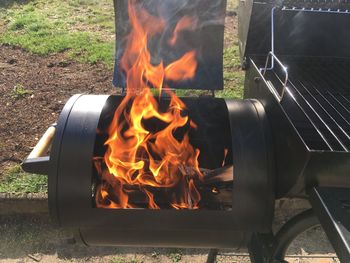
[168,16,197,46]
[95,0,203,209]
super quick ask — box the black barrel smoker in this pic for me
[22,0,350,262]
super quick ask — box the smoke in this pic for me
[114,0,226,91]
[143,0,226,26]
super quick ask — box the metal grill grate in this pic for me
[268,59,350,152]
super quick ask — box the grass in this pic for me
[217,45,244,98]
[0,0,115,66]
[0,165,47,193]
[227,0,239,11]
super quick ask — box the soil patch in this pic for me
[224,12,238,48]
[0,45,116,175]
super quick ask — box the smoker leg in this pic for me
[270,209,319,263]
[206,249,218,263]
[248,233,275,263]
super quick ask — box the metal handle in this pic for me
[21,124,56,175]
[258,7,288,102]
[261,52,289,102]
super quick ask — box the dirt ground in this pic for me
[0,44,116,175]
[0,210,339,263]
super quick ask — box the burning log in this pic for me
[201,165,234,185]
[94,156,233,185]
[96,182,232,209]
[93,156,233,209]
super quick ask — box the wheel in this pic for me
[270,209,319,262]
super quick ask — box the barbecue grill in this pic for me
[239,0,350,261]
[21,0,350,262]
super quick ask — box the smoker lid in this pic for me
[238,0,350,65]
[112,0,226,91]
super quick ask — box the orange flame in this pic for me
[95,0,202,209]
[168,16,197,46]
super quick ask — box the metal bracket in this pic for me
[21,123,56,175]
[259,7,289,102]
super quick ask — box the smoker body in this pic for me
[43,94,275,248]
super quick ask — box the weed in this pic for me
[168,249,183,263]
[11,84,32,99]
[151,251,160,258]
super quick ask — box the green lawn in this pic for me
[0,165,47,193]
[0,0,244,193]
[0,0,115,66]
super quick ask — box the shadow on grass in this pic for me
[0,0,32,9]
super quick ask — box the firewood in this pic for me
[202,165,234,185]
[94,156,234,184]
[93,157,234,208]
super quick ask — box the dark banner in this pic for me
[113,0,226,91]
